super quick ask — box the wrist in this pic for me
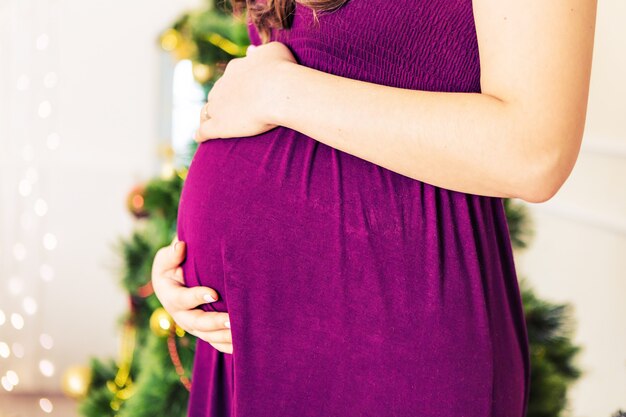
[264,60,299,127]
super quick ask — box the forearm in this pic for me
[269,62,553,203]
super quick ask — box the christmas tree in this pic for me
[69,1,586,416]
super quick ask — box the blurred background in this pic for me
[0,0,624,416]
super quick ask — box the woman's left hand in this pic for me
[194,41,297,143]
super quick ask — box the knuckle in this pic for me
[191,314,204,333]
[177,314,194,333]
[186,320,197,335]
[222,331,232,343]
[208,313,223,331]
[173,291,189,310]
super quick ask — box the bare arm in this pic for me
[268,0,598,203]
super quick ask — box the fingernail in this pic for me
[173,241,181,252]
[224,321,231,328]
[204,294,216,303]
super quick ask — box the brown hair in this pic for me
[227,0,350,44]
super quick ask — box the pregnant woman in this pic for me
[151,0,597,416]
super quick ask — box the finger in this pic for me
[194,128,203,143]
[164,279,220,311]
[246,44,257,56]
[152,241,186,277]
[192,329,232,344]
[199,102,210,125]
[178,310,230,333]
[209,342,233,355]
[172,267,185,285]
[153,264,220,311]
[185,285,221,309]
[196,118,219,142]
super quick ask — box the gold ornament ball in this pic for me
[150,307,175,337]
[192,62,214,84]
[173,39,198,61]
[157,144,175,161]
[175,324,186,337]
[177,167,189,181]
[160,28,182,52]
[61,365,92,399]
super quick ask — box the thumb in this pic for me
[164,239,186,268]
[152,240,186,281]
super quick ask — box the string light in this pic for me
[16,74,30,90]
[18,179,33,197]
[3,1,61,412]
[0,343,10,358]
[1,376,15,392]
[8,277,24,296]
[40,333,54,350]
[10,313,25,330]
[38,100,52,118]
[39,359,55,377]
[23,296,38,315]
[12,343,25,359]
[46,132,61,150]
[43,233,58,250]
[39,397,54,413]
[35,33,50,51]
[7,371,19,386]
[43,71,58,88]
[40,264,55,282]
[34,198,48,216]
[12,243,27,261]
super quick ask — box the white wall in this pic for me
[0,0,202,394]
[516,1,626,415]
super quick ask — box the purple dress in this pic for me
[177,1,530,416]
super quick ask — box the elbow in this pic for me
[519,175,562,204]
[515,136,580,204]
[504,102,586,204]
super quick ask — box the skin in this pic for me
[160,0,598,354]
[196,0,598,203]
[151,237,233,354]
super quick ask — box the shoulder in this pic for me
[472,0,598,108]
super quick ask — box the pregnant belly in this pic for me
[175,125,498,329]
[175,127,526,415]
[175,126,423,312]
[177,128,319,311]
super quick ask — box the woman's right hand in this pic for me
[151,237,233,354]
